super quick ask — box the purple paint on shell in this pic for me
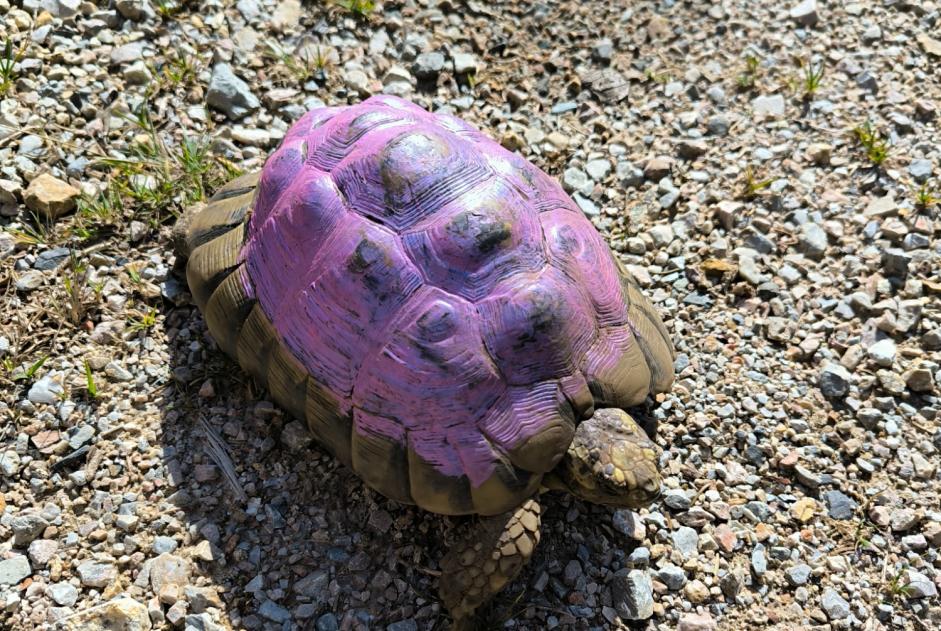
[240,95,661,486]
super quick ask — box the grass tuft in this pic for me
[738,166,774,200]
[0,37,27,96]
[264,41,335,83]
[83,360,98,399]
[93,99,236,228]
[736,55,761,91]
[913,183,939,211]
[333,0,376,17]
[852,122,889,166]
[800,60,824,100]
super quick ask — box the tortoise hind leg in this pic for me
[440,499,542,626]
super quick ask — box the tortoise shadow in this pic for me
[159,269,651,630]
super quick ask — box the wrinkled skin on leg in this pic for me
[439,499,541,625]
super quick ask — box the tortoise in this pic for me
[176,95,674,623]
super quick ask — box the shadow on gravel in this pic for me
[158,265,651,631]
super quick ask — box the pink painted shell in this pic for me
[186,95,673,516]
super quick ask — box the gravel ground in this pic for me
[1,0,940,630]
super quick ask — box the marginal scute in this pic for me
[186,223,245,309]
[351,411,412,503]
[305,377,352,466]
[203,265,255,357]
[185,171,258,254]
[235,304,278,385]
[407,445,473,515]
[266,338,310,421]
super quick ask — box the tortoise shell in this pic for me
[184,95,674,516]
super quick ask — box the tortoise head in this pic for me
[544,408,661,508]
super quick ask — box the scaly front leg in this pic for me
[439,499,542,626]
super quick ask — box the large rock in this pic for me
[11,511,48,547]
[206,64,260,120]
[819,362,851,397]
[0,556,31,585]
[149,553,193,593]
[77,561,118,588]
[611,569,654,620]
[790,0,819,26]
[62,597,152,631]
[24,173,79,219]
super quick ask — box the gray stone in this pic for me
[790,0,819,26]
[867,338,896,367]
[33,247,70,271]
[819,362,851,397]
[1,450,21,477]
[908,159,933,182]
[786,563,812,586]
[882,248,911,278]
[17,135,44,158]
[573,193,599,217]
[281,420,313,451]
[612,569,654,620]
[152,536,178,555]
[593,38,614,62]
[186,613,225,631]
[110,43,143,66]
[662,490,691,511]
[821,588,851,619]
[562,167,592,196]
[27,374,63,404]
[294,569,328,602]
[671,527,698,559]
[824,490,857,520]
[259,599,291,623]
[11,513,48,546]
[0,556,30,585]
[751,543,767,577]
[77,561,117,588]
[68,424,95,450]
[343,68,370,96]
[48,582,78,606]
[904,570,938,599]
[657,565,687,590]
[206,64,260,120]
[706,115,730,136]
[116,0,152,21]
[316,613,339,631]
[27,539,58,566]
[16,270,45,292]
[452,53,478,74]
[413,52,445,79]
[706,86,726,106]
[753,94,786,117]
[856,71,878,94]
[648,224,674,248]
[585,159,612,181]
[799,223,827,259]
[149,554,191,593]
